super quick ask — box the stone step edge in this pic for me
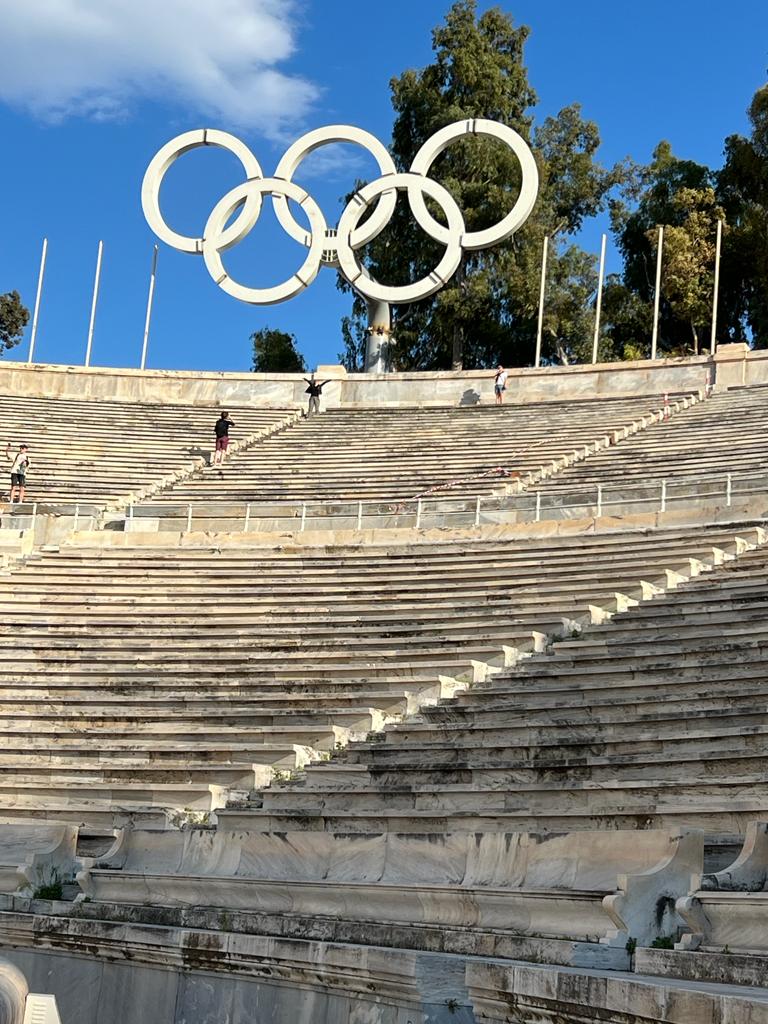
[501,389,708,498]
[245,524,767,812]
[99,409,303,522]
[431,527,768,697]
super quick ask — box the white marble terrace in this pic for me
[0,357,765,1022]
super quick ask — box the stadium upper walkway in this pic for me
[0,343,759,519]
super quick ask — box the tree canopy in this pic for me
[339,0,627,370]
[251,328,306,373]
[717,85,768,345]
[0,291,30,354]
[337,1,768,368]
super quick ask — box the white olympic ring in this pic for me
[409,119,539,251]
[142,129,264,255]
[141,119,539,304]
[336,173,465,304]
[202,177,328,306]
[273,125,398,261]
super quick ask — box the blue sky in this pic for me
[0,0,765,373]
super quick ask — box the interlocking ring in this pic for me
[273,125,398,264]
[336,173,465,304]
[142,129,264,254]
[202,178,327,306]
[409,119,539,251]
[142,120,539,304]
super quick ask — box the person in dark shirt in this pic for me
[304,376,331,417]
[212,411,235,465]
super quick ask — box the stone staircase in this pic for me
[538,385,768,505]
[227,522,768,837]
[0,523,750,829]
[0,393,293,509]
[150,396,677,506]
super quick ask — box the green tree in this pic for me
[338,315,366,372]
[339,0,627,370]
[609,142,716,355]
[600,277,652,362]
[0,291,30,354]
[647,187,725,354]
[718,83,768,345]
[250,328,306,373]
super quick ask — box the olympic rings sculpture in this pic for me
[141,120,539,306]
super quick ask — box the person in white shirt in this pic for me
[493,365,508,405]
[6,443,31,503]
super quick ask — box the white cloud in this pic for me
[0,0,319,136]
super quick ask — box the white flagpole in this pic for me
[140,245,159,370]
[27,238,48,364]
[84,240,103,367]
[591,233,607,364]
[534,235,549,368]
[710,219,723,355]
[651,226,664,359]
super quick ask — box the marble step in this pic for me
[375,705,768,748]
[258,774,768,815]
[343,722,768,767]
[290,747,768,790]
[217,799,765,835]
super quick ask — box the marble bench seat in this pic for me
[273,746,768,795]
[0,521,759,827]
[77,826,702,959]
[229,800,767,836]
[0,822,77,894]
[677,822,768,955]
[340,722,768,773]
[442,685,768,732]
[537,387,768,498]
[0,763,265,788]
[1,544,725,584]
[259,773,768,817]
[155,396,661,505]
[352,688,768,750]
[0,684,421,708]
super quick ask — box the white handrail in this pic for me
[113,466,768,535]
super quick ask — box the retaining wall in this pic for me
[0,343,760,409]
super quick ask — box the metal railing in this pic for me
[0,502,99,533]
[120,467,768,534]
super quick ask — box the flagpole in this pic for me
[84,240,103,367]
[140,245,159,370]
[534,235,548,368]
[710,219,723,355]
[27,238,48,363]
[591,233,607,364]
[651,226,664,359]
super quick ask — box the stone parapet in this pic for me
[466,959,768,1024]
[0,354,719,409]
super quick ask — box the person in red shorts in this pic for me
[212,411,235,465]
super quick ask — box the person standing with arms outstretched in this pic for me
[212,412,235,466]
[304,376,331,417]
[6,443,30,503]
[493,365,508,405]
